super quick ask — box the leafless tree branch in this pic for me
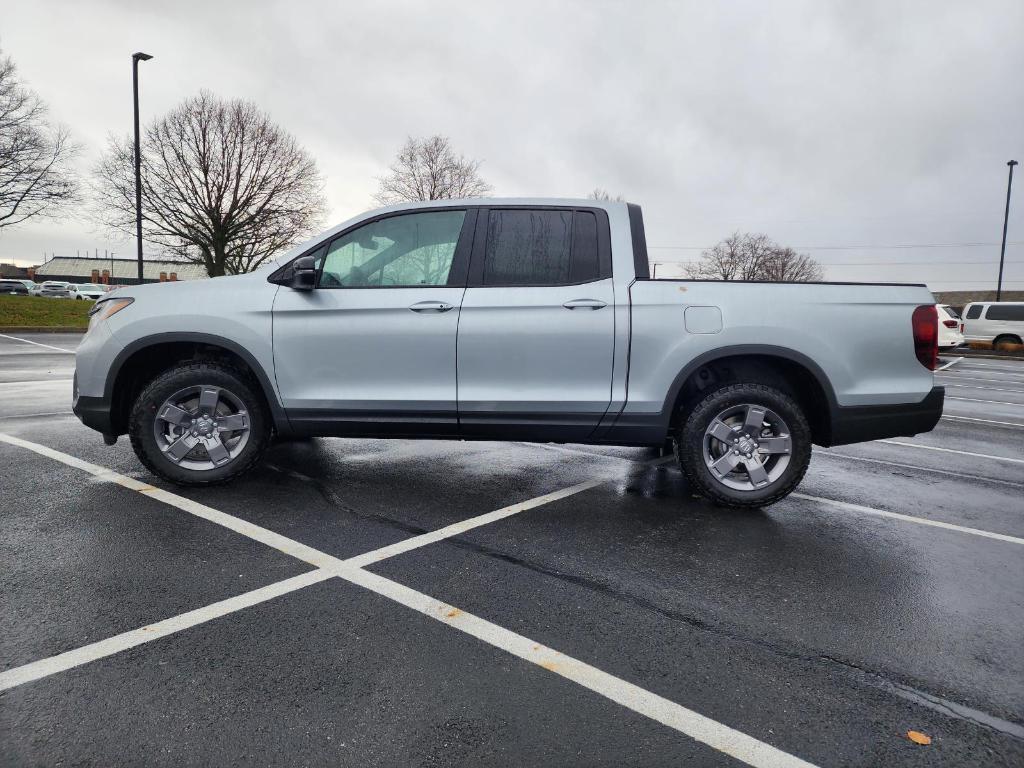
[373,135,492,205]
[686,232,824,282]
[92,91,326,277]
[0,48,80,229]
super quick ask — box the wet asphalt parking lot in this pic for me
[0,331,1022,767]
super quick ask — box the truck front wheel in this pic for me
[128,361,271,486]
[674,382,812,508]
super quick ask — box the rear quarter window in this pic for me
[965,304,983,319]
[985,304,1024,321]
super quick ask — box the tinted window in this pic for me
[965,304,983,319]
[482,209,603,286]
[320,210,465,288]
[940,305,960,319]
[986,304,1024,321]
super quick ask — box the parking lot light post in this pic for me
[132,52,153,285]
[997,159,1017,302]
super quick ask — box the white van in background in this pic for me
[961,302,1024,350]
[936,304,964,350]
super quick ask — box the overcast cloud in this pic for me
[1,0,1021,289]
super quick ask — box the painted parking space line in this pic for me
[948,396,1024,408]
[942,414,1024,428]
[939,383,1024,395]
[0,378,74,386]
[0,433,816,767]
[0,569,335,692]
[0,410,74,420]
[878,439,1024,465]
[337,564,818,768]
[791,493,1024,546]
[936,356,963,371]
[815,450,1024,489]
[939,375,1024,387]
[0,333,77,353]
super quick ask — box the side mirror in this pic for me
[290,256,317,291]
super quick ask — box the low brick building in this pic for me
[28,257,208,286]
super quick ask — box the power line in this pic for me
[649,241,1024,251]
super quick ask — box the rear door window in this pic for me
[480,209,607,286]
[985,304,1024,321]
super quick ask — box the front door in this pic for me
[272,208,474,435]
[457,207,616,440]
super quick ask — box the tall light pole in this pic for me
[132,52,153,285]
[997,159,1017,302]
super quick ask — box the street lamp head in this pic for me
[133,52,153,62]
[1010,160,1019,167]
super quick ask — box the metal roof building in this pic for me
[31,257,208,284]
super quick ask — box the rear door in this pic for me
[272,208,475,434]
[456,206,615,440]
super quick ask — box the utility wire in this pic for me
[649,241,1024,251]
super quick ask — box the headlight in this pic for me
[87,297,134,332]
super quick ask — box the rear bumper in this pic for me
[826,386,944,447]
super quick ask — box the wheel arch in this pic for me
[105,333,288,436]
[660,345,838,446]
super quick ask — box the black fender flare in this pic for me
[105,332,291,433]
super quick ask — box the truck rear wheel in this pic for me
[128,361,270,486]
[674,382,811,508]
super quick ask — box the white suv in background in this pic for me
[962,301,1024,350]
[936,304,964,350]
[69,284,108,301]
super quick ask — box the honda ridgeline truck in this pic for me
[73,199,944,507]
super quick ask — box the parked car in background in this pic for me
[962,301,1024,350]
[0,278,29,295]
[17,279,42,295]
[936,304,964,350]
[39,281,74,298]
[69,283,108,301]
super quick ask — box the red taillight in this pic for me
[960,322,964,333]
[943,319,958,328]
[912,305,938,370]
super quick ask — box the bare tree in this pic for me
[587,188,625,202]
[0,48,79,229]
[686,232,823,282]
[93,91,326,277]
[373,135,492,205]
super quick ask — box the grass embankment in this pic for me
[0,295,91,329]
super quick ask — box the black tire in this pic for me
[128,361,270,486]
[674,382,812,508]
[994,335,1022,351]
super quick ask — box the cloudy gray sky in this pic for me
[2,0,1022,290]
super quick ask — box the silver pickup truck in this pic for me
[73,199,943,507]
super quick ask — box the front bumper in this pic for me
[826,386,944,447]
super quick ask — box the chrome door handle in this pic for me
[409,300,454,313]
[562,298,607,310]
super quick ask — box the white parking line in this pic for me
[947,396,1024,407]
[936,356,963,371]
[942,383,1024,394]
[937,375,1024,386]
[942,414,1024,428]
[0,410,74,419]
[338,565,818,768]
[0,569,335,691]
[878,439,1024,464]
[0,432,815,768]
[0,332,77,353]
[791,493,1024,546]
[0,378,74,386]
[816,450,1024,489]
